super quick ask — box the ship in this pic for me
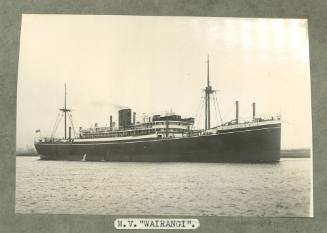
[34,57,281,162]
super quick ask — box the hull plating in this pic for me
[35,124,281,163]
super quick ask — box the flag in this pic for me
[35,129,40,133]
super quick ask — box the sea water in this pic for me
[16,156,312,217]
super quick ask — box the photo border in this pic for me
[1,0,326,232]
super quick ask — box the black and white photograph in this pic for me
[16,14,312,217]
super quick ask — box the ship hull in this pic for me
[35,123,281,163]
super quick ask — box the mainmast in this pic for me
[59,84,71,139]
[204,55,214,130]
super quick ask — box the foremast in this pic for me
[204,55,215,130]
[59,84,71,139]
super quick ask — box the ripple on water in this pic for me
[16,157,312,216]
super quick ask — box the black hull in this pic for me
[35,123,281,163]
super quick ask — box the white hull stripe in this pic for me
[37,126,281,146]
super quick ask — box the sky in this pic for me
[16,14,312,150]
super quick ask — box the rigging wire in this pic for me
[212,95,220,126]
[51,111,77,139]
[51,112,63,138]
[213,92,223,124]
[195,96,205,129]
[194,95,204,118]
[50,113,60,138]
[68,112,77,137]
[191,94,204,130]
[51,112,60,138]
